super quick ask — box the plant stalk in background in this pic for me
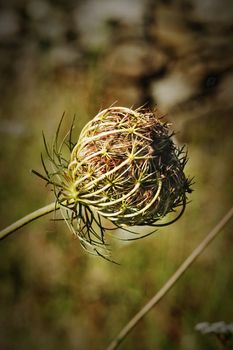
[106,206,233,350]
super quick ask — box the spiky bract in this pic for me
[39,107,192,257]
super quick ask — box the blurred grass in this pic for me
[0,57,232,350]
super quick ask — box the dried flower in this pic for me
[37,107,192,257]
[195,322,233,347]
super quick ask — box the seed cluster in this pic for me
[41,107,192,257]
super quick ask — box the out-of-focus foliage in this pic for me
[0,0,232,349]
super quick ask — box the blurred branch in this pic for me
[106,206,233,350]
[0,202,59,240]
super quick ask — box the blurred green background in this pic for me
[0,1,232,349]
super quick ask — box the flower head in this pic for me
[39,107,192,257]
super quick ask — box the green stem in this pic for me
[106,206,233,350]
[0,202,60,240]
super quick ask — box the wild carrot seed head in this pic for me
[38,106,192,257]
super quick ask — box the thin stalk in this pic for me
[106,206,233,350]
[0,202,59,240]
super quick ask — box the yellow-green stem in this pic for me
[0,202,59,240]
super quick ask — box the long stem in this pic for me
[106,206,233,350]
[0,202,59,240]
